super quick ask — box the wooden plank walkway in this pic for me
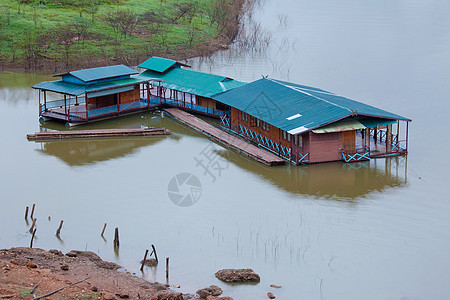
[27,128,171,141]
[164,108,285,166]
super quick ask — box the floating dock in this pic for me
[164,108,285,166]
[27,128,171,141]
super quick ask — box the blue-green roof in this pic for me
[212,78,410,134]
[138,57,188,73]
[55,65,138,83]
[32,75,150,96]
[140,68,247,98]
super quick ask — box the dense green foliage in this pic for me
[0,0,236,69]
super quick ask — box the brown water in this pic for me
[1,1,450,299]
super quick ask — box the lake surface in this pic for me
[1,1,449,299]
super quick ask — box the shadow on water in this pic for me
[221,149,408,201]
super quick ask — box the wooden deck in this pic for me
[164,108,285,166]
[27,128,171,141]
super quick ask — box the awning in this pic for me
[312,120,365,134]
[359,118,397,128]
[86,86,134,98]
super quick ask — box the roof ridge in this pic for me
[266,78,352,113]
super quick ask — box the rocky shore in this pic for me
[0,247,233,300]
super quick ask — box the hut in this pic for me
[138,56,246,117]
[213,78,411,164]
[33,65,160,126]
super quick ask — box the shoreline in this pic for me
[0,247,232,300]
[0,0,245,72]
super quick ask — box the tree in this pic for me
[106,9,138,39]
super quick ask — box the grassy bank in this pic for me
[0,0,244,70]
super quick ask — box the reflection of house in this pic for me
[222,152,407,200]
[138,56,246,117]
[37,137,164,166]
[32,65,160,125]
[213,78,411,164]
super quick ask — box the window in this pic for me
[282,130,291,142]
[260,121,270,131]
[241,111,248,122]
[249,116,257,127]
[298,135,303,148]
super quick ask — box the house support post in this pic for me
[406,121,409,152]
[386,124,392,153]
[64,94,67,120]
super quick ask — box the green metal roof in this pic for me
[138,56,189,73]
[140,68,247,98]
[212,78,411,134]
[32,75,150,96]
[55,65,138,82]
[86,86,134,98]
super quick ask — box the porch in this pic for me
[40,96,158,124]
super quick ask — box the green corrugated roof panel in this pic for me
[140,68,247,98]
[312,120,365,133]
[57,65,138,83]
[32,80,86,96]
[32,76,150,96]
[212,78,410,134]
[86,86,134,98]
[138,56,189,73]
[272,79,410,121]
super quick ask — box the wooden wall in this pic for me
[119,85,140,104]
[308,132,343,163]
[229,108,292,148]
[197,96,218,109]
[88,94,115,108]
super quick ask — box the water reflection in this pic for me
[223,152,408,200]
[35,137,166,166]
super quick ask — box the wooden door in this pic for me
[342,130,356,151]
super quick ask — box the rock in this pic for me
[26,261,37,268]
[119,292,129,298]
[101,291,116,300]
[153,282,168,291]
[66,251,78,257]
[215,269,260,283]
[140,258,158,267]
[97,261,120,270]
[270,284,282,289]
[49,249,63,256]
[156,291,183,300]
[91,286,98,292]
[267,292,276,299]
[196,285,223,298]
[61,264,69,271]
[10,259,18,265]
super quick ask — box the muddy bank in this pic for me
[0,247,193,299]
